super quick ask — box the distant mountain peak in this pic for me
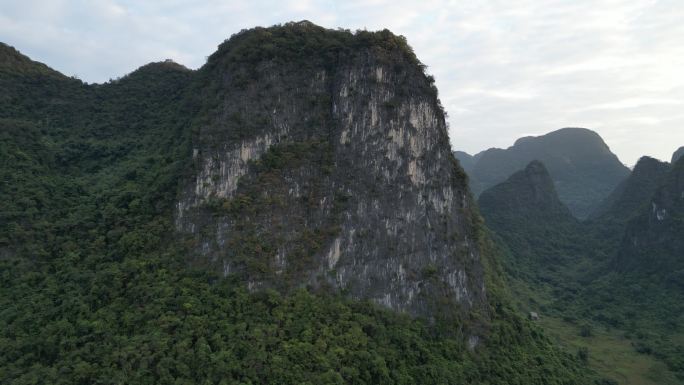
[672,146,684,164]
[117,60,192,80]
[617,154,684,275]
[478,160,578,266]
[453,150,475,173]
[590,156,671,221]
[512,127,602,147]
[478,160,571,218]
[634,155,670,172]
[454,127,628,219]
[0,42,64,78]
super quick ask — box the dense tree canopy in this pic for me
[1,24,592,384]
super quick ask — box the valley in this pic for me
[467,143,684,384]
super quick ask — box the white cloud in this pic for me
[1,0,683,165]
[575,98,684,111]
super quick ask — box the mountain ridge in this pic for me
[617,156,684,276]
[590,156,671,222]
[478,160,582,272]
[0,42,66,78]
[455,127,630,219]
[476,151,684,382]
[673,146,684,164]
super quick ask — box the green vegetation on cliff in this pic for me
[1,24,591,384]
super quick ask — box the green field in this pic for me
[540,316,682,385]
[507,276,684,385]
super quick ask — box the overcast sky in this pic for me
[2,0,683,166]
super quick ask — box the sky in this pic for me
[1,0,683,166]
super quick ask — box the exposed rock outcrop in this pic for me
[176,23,487,316]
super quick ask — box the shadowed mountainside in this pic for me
[455,127,630,219]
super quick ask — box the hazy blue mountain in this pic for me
[457,127,630,219]
[617,156,684,279]
[479,160,572,221]
[478,161,584,282]
[453,150,475,173]
[590,156,671,222]
[478,155,684,382]
[672,146,684,164]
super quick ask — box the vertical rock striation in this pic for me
[176,22,486,316]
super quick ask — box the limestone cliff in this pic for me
[617,156,684,279]
[175,22,486,317]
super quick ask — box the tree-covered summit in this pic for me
[205,21,423,71]
[0,42,65,78]
[672,146,684,164]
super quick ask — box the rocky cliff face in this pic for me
[617,156,684,279]
[176,23,486,316]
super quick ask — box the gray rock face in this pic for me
[175,24,487,316]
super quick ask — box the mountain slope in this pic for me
[477,158,684,382]
[672,146,684,164]
[458,127,629,219]
[478,161,584,283]
[479,157,684,384]
[453,150,477,174]
[617,156,684,278]
[0,42,64,77]
[571,156,684,381]
[591,156,671,223]
[0,23,591,384]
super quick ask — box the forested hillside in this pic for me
[480,157,684,385]
[0,23,592,384]
[455,127,630,219]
